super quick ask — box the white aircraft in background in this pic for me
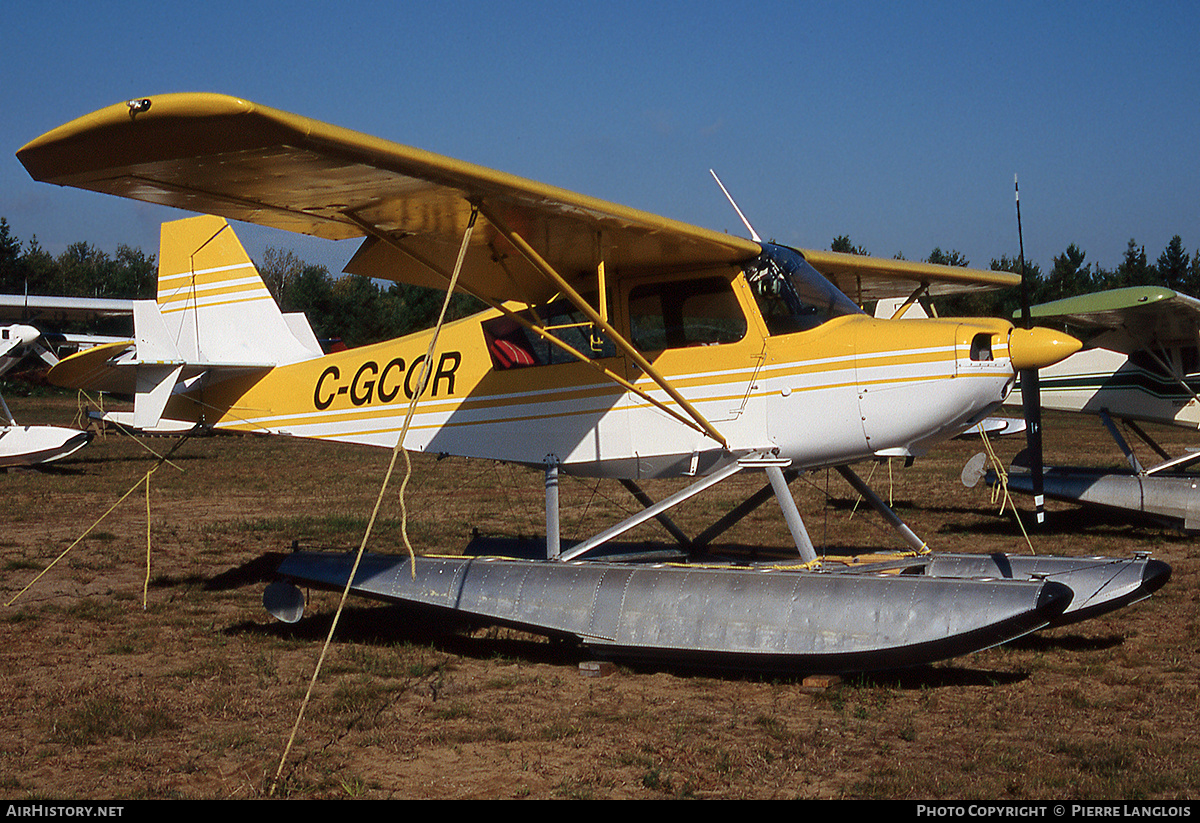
[964,285,1200,530]
[16,92,1170,673]
[0,294,132,467]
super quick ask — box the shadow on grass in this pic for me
[204,552,291,590]
[1006,631,1126,654]
[228,601,586,668]
[933,503,1193,543]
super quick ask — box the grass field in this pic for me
[1,393,1197,799]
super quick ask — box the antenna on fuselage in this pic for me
[710,169,762,243]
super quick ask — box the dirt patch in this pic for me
[1,396,1197,799]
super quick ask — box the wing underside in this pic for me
[1027,286,1200,352]
[19,93,1017,305]
[17,93,760,307]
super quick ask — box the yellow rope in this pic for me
[6,427,195,607]
[74,390,186,471]
[7,472,149,607]
[73,390,87,431]
[979,429,1036,554]
[847,459,880,520]
[144,471,152,609]
[270,207,478,797]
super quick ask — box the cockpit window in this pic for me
[629,276,747,351]
[746,243,864,335]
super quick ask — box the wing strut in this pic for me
[889,284,930,320]
[478,203,728,449]
[341,213,717,440]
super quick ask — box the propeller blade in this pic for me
[1015,175,1045,526]
[1020,367,1046,525]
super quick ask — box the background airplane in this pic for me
[963,284,1200,530]
[0,294,133,467]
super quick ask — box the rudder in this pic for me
[157,215,321,365]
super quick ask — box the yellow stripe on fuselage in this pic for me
[180,307,1015,462]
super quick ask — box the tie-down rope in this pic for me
[271,206,479,796]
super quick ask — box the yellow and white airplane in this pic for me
[18,93,1169,672]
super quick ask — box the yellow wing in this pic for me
[46,339,135,394]
[798,249,1019,303]
[17,93,759,306]
[18,93,1015,304]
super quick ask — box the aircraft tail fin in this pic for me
[156,215,323,365]
[48,216,326,432]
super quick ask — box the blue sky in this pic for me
[2,1,1197,280]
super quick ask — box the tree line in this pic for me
[834,232,1200,320]
[3,217,1198,347]
[0,218,481,348]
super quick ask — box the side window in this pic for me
[1128,345,1199,379]
[481,297,615,370]
[628,276,747,352]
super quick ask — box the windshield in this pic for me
[746,243,864,335]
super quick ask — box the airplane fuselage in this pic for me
[171,263,1023,480]
[1008,346,1200,430]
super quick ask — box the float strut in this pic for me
[835,464,928,553]
[619,479,692,547]
[545,455,560,559]
[766,465,818,563]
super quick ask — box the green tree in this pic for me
[48,242,155,299]
[831,235,868,255]
[259,246,306,304]
[0,218,28,294]
[18,236,56,296]
[1043,244,1094,301]
[926,247,970,267]
[1157,235,1189,292]
[111,244,156,297]
[283,264,337,339]
[1110,238,1151,289]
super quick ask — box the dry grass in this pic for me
[0,394,1197,799]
